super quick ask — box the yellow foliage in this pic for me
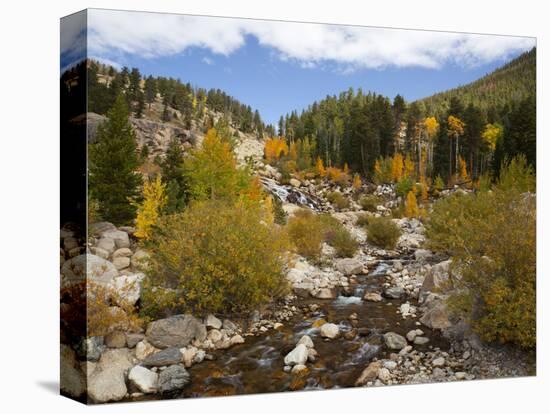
[420,176,429,202]
[424,116,440,139]
[326,167,349,184]
[458,156,469,181]
[391,153,404,182]
[316,157,326,177]
[142,200,290,315]
[134,175,167,240]
[289,142,298,162]
[447,115,465,137]
[352,174,362,191]
[264,137,289,163]
[405,190,419,218]
[482,123,503,151]
[404,154,415,179]
[343,163,349,175]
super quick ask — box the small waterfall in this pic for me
[260,177,321,210]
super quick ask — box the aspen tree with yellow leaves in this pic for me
[134,175,167,240]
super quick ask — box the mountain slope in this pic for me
[418,47,536,116]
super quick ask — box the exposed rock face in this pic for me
[128,366,158,394]
[146,315,207,349]
[158,365,191,393]
[88,349,133,403]
[384,332,407,350]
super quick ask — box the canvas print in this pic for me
[60,9,536,404]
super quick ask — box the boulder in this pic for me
[355,361,382,386]
[207,329,223,343]
[222,319,238,332]
[135,340,157,360]
[414,336,430,345]
[101,229,130,249]
[289,178,301,188]
[146,315,207,349]
[320,323,340,339]
[335,258,364,275]
[110,273,145,306]
[60,344,86,398]
[113,248,133,259]
[90,247,109,260]
[313,288,335,299]
[432,357,445,367]
[126,333,145,349]
[158,365,190,393]
[414,249,433,262]
[377,367,391,382]
[113,256,131,270]
[422,260,452,293]
[363,292,383,302]
[284,344,308,366]
[61,254,118,284]
[141,348,183,367]
[105,331,126,348]
[88,349,133,403]
[96,237,116,255]
[63,237,79,251]
[131,249,150,268]
[383,332,407,350]
[383,286,405,299]
[77,336,104,362]
[420,301,452,329]
[297,335,314,349]
[128,365,158,394]
[406,329,424,342]
[90,222,117,237]
[230,334,245,345]
[204,314,222,330]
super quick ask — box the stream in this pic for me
[159,262,449,398]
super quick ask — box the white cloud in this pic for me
[202,56,214,65]
[80,9,535,71]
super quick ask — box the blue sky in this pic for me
[61,10,535,126]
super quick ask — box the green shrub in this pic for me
[359,195,381,212]
[426,156,535,348]
[326,191,350,210]
[356,213,371,227]
[287,210,357,260]
[142,200,289,316]
[286,209,326,260]
[272,195,288,225]
[395,176,413,197]
[366,216,401,249]
[330,227,359,257]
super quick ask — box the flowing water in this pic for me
[163,262,450,398]
[260,177,322,210]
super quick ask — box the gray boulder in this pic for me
[88,349,133,403]
[61,254,119,285]
[383,332,407,350]
[101,229,130,249]
[422,260,452,293]
[284,344,308,366]
[383,286,405,299]
[141,348,182,367]
[60,344,86,398]
[205,314,222,330]
[128,365,158,394]
[146,314,207,349]
[335,258,364,275]
[420,301,452,329]
[158,365,191,393]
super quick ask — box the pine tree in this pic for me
[89,94,142,225]
[160,137,188,213]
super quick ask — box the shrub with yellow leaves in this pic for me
[142,200,289,316]
[404,190,419,218]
